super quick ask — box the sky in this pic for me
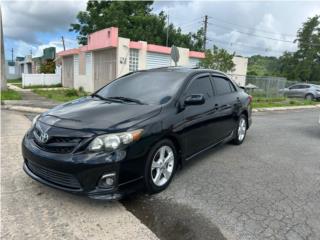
[1,0,320,60]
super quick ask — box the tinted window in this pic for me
[289,85,300,89]
[185,76,213,98]
[301,85,310,89]
[214,77,233,95]
[96,71,187,105]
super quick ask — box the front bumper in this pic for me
[22,135,144,200]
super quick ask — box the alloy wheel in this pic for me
[238,118,247,141]
[151,146,175,187]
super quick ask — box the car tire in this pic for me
[305,94,314,101]
[144,139,177,194]
[232,114,247,145]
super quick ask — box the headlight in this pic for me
[32,114,40,127]
[88,129,143,152]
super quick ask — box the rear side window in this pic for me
[186,75,213,98]
[213,77,234,95]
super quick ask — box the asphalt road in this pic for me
[124,109,320,240]
[2,109,320,240]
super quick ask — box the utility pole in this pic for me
[166,14,169,47]
[11,48,13,62]
[203,15,208,50]
[61,36,66,51]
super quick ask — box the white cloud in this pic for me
[1,0,86,44]
[153,1,319,56]
[13,38,78,58]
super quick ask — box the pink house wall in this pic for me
[58,26,205,60]
[87,27,118,51]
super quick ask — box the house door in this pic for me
[62,56,74,88]
[93,49,117,91]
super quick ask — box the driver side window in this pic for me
[185,75,213,98]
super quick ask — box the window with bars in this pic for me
[129,49,139,72]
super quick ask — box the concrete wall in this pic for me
[5,61,21,80]
[22,73,61,87]
[117,37,130,77]
[228,56,248,86]
[73,53,94,92]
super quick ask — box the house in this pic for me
[58,27,205,92]
[58,27,248,92]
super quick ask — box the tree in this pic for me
[199,45,235,72]
[70,1,204,51]
[40,60,55,74]
[293,15,320,82]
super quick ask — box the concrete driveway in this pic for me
[124,109,320,240]
[0,110,157,240]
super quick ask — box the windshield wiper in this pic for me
[91,93,120,102]
[107,96,146,105]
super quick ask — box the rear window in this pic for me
[213,77,234,95]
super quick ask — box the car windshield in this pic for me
[95,71,188,105]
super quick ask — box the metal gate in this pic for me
[62,56,74,88]
[93,49,116,91]
[146,52,171,69]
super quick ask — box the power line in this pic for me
[206,38,292,54]
[208,22,294,43]
[207,15,296,38]
[207,38,293,53]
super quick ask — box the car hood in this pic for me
[39,97,161,132]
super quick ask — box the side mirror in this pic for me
[184,94,205,106]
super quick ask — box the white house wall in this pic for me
[73,53,94,92]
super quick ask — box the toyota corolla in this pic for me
[22,67,252,200]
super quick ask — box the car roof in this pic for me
[139,66,229,77]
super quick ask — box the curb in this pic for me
[252,104,320,112]
[2,105,49,113]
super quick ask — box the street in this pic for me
[1,108,320,240]
[124,109,320,240]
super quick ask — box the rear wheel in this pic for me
[144,139,177,194]
[305,94,314,101]
[232,114,247,145]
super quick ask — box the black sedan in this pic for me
[22,67,252,200]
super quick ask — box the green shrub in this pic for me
[65,89,79,97]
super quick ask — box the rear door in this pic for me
[211,75,240,140]
[297,84,310,98]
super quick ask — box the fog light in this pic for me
[99,173,116,188]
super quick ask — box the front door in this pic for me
[179,74,219,157]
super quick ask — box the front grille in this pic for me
[26,160,81,189]
[33,127,83,154]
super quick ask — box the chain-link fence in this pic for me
[244,75,287,98]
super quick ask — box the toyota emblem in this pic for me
[39,131,49,143]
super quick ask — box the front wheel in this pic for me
[144,139,177,194]
[305,94,314,101]
[232,114,247,145]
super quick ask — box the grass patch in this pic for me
[23,84,62,89]
[7,78,22,84]
[1,89,22,100]
[33,88,88,102]
[252,97,318,108]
